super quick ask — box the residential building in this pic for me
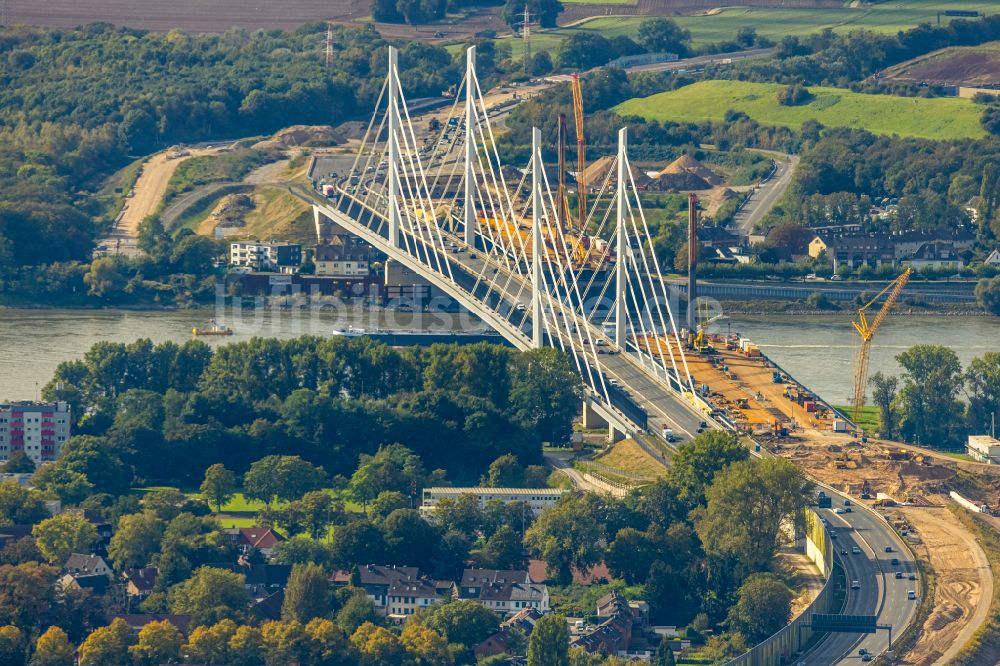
[122,568,158,601]
[387,578,455,620]
[315,240,372,278]
[0,401,71,464]
[570,591,634,656]
[475,608,544,660]
[229,241,302,273]
[697,227,739,249]
[63,554,111,579]
[330,565,453,618]
[967,435,1000,464]
[890,228,975,260]
[459,569,550,616]
[903,242,965,269]
[216,563,292,599]
[222,527,284,559]
[808,235,895,268]
[421,488,567,518]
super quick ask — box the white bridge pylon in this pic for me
[335,46,698,425]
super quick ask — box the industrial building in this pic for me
[0,401,71,464]
[967,435,1000,464]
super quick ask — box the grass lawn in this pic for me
[836,405,880,433]
[495,1,999,59]
[615,80,986,140]
[594,438,666,478]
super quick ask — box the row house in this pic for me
[459,569,550,616]
[0,401,71,463]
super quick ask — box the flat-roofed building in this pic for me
[420,487,567,518]
[967,435,1000,464]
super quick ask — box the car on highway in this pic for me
[891,558,899,566]
[844,499,852,506]
[895,571,903,579]
[851,580,860,589]
[834,508,844,514]
[907,590,917,600]
[840,549,848,556]
[909,573,917,580]
[852,546,862,555]
[862,654,873,662]
[844,506,853,512]
[885,546,894,553]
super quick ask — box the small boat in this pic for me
[193,320,234,336]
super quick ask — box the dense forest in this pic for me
[40,337,580,487]
[0,23,458,296]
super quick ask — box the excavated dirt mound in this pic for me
[658,154,724,186]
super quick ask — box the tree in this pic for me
[423,599,499,652]
[605,527,655,584]
[509,348,582,446]
[129,619,184,666]
[0,481,49,526]
[78,618,133,666]
[481,524,525,570]
[486,454,525,487]
[282,563,332,623]
[168,566,248,626]
[726,573,792,643]
[983,107,1000,135]
[349,444,426,505]
[371,0,401,22]
[30,626,75,666]
[696,458,810,575]
[530,51,554,76]
[777,84,812,106]
[351,622,407,666]
[895,345,965,448]
[381,508,441,570]
[304,617,357,665]
[868,371,899,438]
[337,591,377,636]
[244,456,327,506]
[183,619,237,665]
[2,451,34,474]
[228,625,264,666]
[32,512,99,564]
[669,430,749,508]
[637,18,691,56]
[525,494,603,585]
[27,466,94,505]
[966,352,1000,435]
[200,464,236,512]
[331,521,386,569]
[401,623,453,666]
[369,491,410,521]
[0,625,25,666]
[83,258,126,299]
[652,636,676,666]
[107,511,164,571]
[0,562,58,631]
[527,613,568,666]
[764,222,813,255]
[976,276,1000,316]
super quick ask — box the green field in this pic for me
[496,1,1000,59]
[615,80,986,140]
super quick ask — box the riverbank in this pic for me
[718,300,988,316]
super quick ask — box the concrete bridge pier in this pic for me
[581,401,607,429]
[607,424,626,444]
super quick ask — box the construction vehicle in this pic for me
[851,268,912,422]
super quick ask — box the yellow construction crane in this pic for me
[570,74,586,230]
[851,267,912,423]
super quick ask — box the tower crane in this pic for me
[570,73,586,230]
[851,267,912,423]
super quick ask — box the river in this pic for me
[1,308,998,405]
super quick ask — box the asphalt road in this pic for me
[804,489,919,665]
[730,151,800,237]
[625,48,776,74]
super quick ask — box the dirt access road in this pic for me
[100,147,223,256]
[892,503,993,665]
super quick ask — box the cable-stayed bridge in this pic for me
[308,46,713,447]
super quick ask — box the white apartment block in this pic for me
[0,402,71,463]
[420,487,567,518]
